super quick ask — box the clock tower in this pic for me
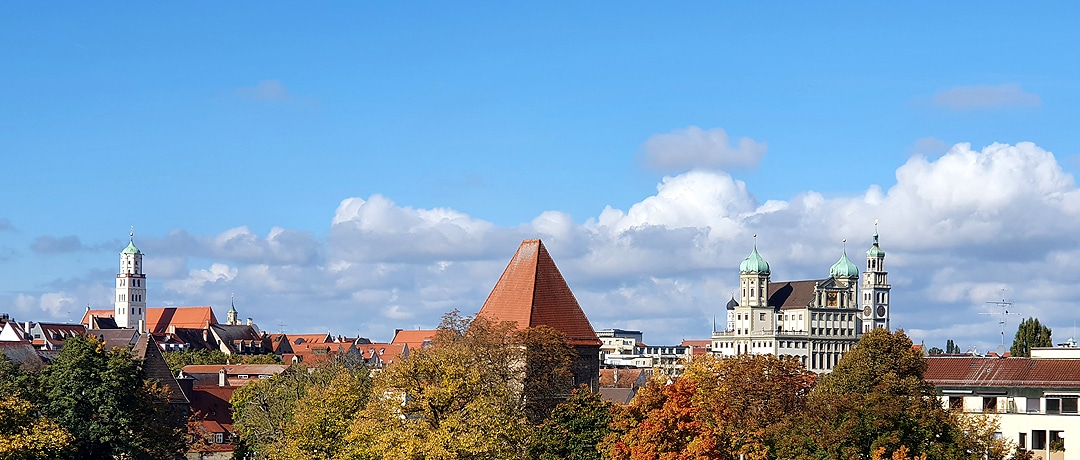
[860,223,890,331]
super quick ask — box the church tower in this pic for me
[860,223,890,331]
[226,294,239,325]
[115,229,147,330]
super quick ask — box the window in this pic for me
[1032,430,1047,450]
[949,396,962,411]
[1019,433,1027,449]
[213,433,224,444]
[759,313,766,321]
[238,374,249,379]
[1026,398,1040,413]
[1046,396,1078,414]
[982,397,997,413]
[1050,431,1065,451]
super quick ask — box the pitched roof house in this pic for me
[924,350,1080,459]
[476,239,601,390]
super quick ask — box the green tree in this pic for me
[779,328,1009,460]
[528,387,613,460]
[946,339,960,354]
[1010,317,1052,357]
[163,349,281,375]
[37,334,186,459]
[928,347,944,355]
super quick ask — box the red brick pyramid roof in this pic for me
[477,239,601,347]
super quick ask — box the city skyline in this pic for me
[3,4,1080,350]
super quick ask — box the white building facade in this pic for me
[711,229,891,373]
[926,349,1080,460]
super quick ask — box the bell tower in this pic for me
[860,222,890,331]
[115,228,147,330]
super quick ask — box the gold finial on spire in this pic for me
[129,226,134,241]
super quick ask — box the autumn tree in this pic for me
[0,394,74,460]
[230,360,365,459]
[278,365,372,459]
[349,310,576,459]
[528,386,614,460]
[1010,317,1052,357]
[778,328,1008,460]
[37,334,186,459]
[604,354,816,460]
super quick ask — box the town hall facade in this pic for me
[711,227,891,373]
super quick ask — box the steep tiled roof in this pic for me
[925,356,1080,389]
[137,334,189,404]
[769,280,821,311]
[599,387,635,404]
[81,306,219,333]
[356,343,409,366]
[391,329,437,350]
[289,333,332,345]
[599,368,650,389]
[477,239,601,347]
[0,342,43,368]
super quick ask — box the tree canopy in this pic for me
[37,335,186,459]
[1010,317,1052,357]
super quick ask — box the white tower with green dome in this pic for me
[861,222,890,331]
[115,229,147,330]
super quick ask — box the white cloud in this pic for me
[12,140,1080,351]
[931,84,1041,111]
[642,126,767,171]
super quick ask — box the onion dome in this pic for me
[739,244,770,275]
[867,228,886,258]
[830,250,859,278]
[726,296,739,310]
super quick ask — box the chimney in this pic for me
[169,324,176,334]
[218,368,227,387]
[203,329,208,343]
[138,319,145,333]
[247,317,252,326]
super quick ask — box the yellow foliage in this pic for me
[0,395,73,460]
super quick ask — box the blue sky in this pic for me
[3,3,1080,350]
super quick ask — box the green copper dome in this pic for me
[121,240,143,255]
[830,251,859,278]
[739,245,770,275]
[867,230,886,258]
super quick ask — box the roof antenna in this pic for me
[980,288,1020,346]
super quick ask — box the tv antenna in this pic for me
[980,289,1020,346]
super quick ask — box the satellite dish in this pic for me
[996,345,1007,357]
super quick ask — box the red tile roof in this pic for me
[391,329,437,350]
[925,356,1080,388]
[81,306,218,333]
[768,280,821,310]
[356,343,408,365]
[476,239,601,347]
[289,333,332,345]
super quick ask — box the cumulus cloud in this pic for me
[9,140,1080,351]
[932,84,1041,111]
[237,79,291,101]
[642,126,767,172]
